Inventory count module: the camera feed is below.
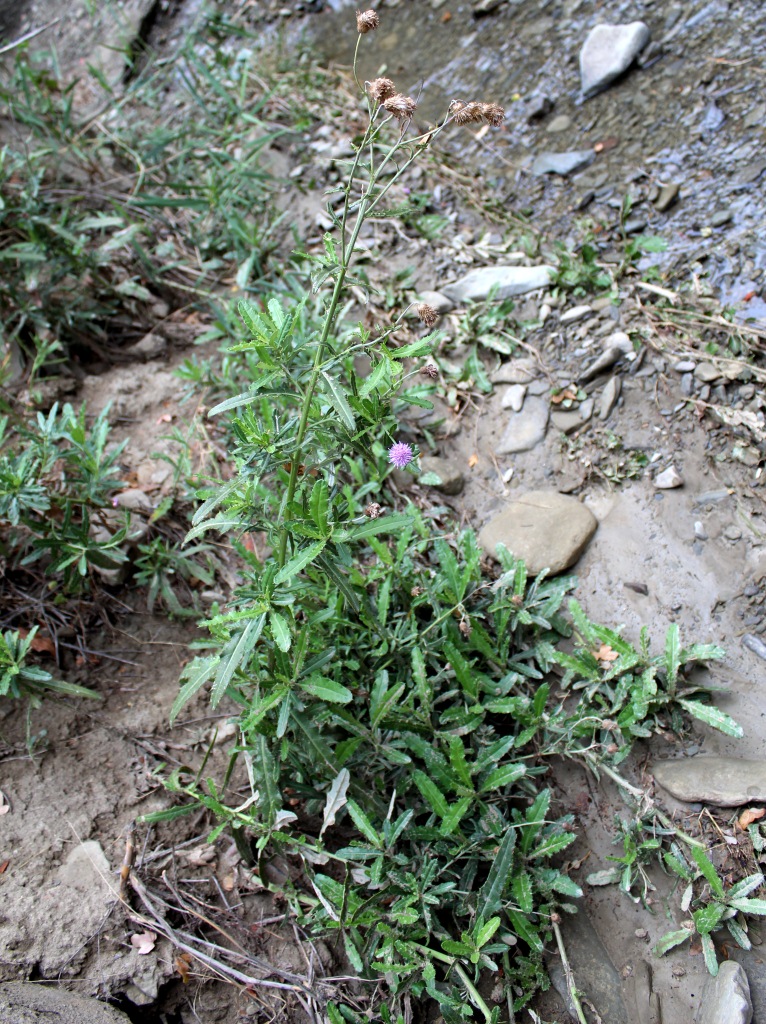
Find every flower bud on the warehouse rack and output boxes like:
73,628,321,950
416,303,439,328
368,77,396,103
356,9,379,33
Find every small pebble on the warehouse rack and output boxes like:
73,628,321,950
724,525,742,541
674,360,696,373
694,521,708,540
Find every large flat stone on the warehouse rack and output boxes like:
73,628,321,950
696,961,753,1024
495,397,549,454
441,265,555,303
0,983,130,1024
652,758,766,806
580,22,651,96
479,491,598,575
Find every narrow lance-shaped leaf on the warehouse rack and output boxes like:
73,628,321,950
477,827,516,918
274,539,327,585
321,371,355,431
210,614,265,708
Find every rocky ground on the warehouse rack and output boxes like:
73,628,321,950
1,0,765,1022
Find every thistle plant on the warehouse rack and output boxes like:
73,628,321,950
160,10,740,1020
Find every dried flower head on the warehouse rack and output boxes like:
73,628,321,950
421,363,439,379
388,441,414,469
365,502,382,519
410,585,424,597
383,93,417,121
356,9,379,33
450,101,484,125
416,302,439,328
459,618,472,638
368,77,396,103
480,102,505,127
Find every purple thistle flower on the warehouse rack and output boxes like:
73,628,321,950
388,441,414,469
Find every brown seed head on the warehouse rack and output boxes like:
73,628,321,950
383,93,417,121
480,102,505,127
356,9,379,33
368,77,396,103
459,618,472,638
416,302,439,328
451,101,484,125
421,363,439,379
365,502,382,519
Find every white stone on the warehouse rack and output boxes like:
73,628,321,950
580,22,651,96
441,265,555,303
696,961,752,1024
501,384,527,412
654,465,683,489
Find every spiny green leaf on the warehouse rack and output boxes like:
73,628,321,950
269,610,292,652
678,699,743,738
653,929,691,957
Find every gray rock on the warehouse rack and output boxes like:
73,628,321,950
599,376,621,419
418,455,465,496
579,397,595,422
654,182,681,212
478,491,597,575
525,93,554,122
701,102,726,132
674,360,696,373
0,983,131,1024
546,114,572,133
743,634,766,662
442,266,555,303
492,358,538,385
131,332,168,361
551,409,587,434
495,397,549,454
560,304,592,323
531,150,595,176
694,362,721,383
579,346,624,382
652,758,766,806
681,372,694,396
417,289,454,314
501,384,527,412
547,906,629,1022
654,465,683,489
579,22,651,96
711,209,733,228
605,330,634,356
696,961,752,1024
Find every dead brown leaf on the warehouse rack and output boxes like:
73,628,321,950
593,643,619,663
551,389,577,405
738,807,765,830
175,952,193,983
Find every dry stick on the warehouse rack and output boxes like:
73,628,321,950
128,874,314,995
551,916,589,1024
119,822,136,901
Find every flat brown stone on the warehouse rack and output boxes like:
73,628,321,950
478,491,597,575
652,757,766,807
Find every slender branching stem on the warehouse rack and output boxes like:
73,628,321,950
551,917,589,1024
